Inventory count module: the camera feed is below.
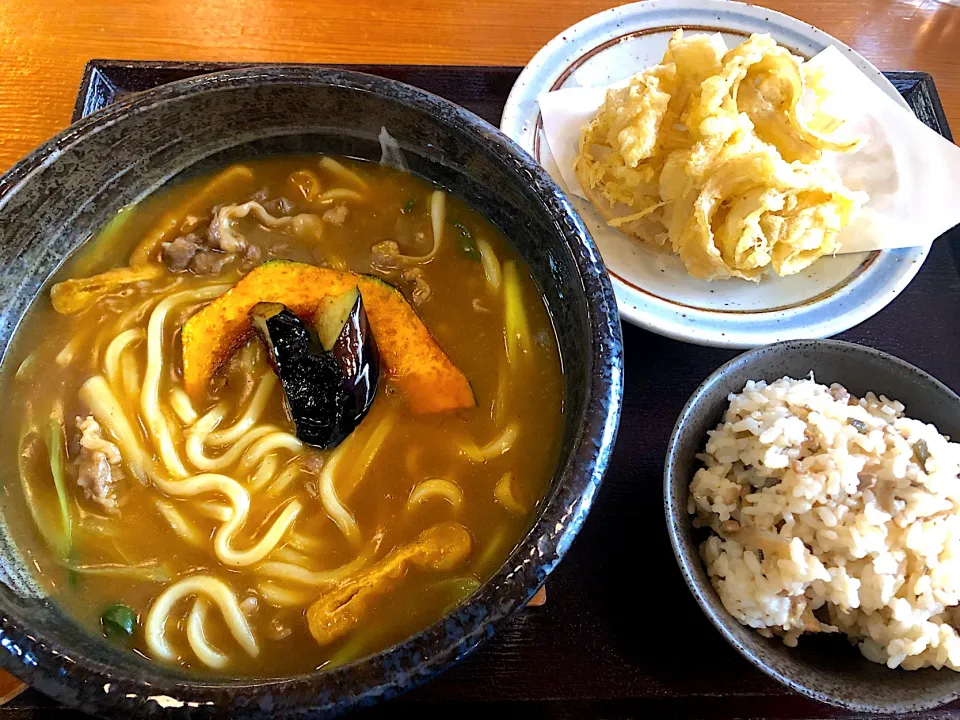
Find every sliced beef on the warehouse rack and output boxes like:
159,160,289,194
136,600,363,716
322,205,349,227
242,244,263,268
303,453,324,474
161,233,203,272
75,415,123,512
189,250,233,275
401,267,431,306
163,195,308,276
371,240,401,271
206,212,242,253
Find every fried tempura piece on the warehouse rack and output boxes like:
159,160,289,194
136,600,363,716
574,30,865,281
306,521,472,646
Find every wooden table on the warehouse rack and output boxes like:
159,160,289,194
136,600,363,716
1,1,959,718
0,0,958,174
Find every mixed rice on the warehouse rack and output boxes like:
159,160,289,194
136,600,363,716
688,376,960,670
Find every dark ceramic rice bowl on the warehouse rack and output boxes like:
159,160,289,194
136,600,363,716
0,67,623,717
664,339,960,714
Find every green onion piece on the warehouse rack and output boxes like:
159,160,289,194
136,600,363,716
18,427,69,558
46,418,72,557
101,603,137,638
99,204,135,242
453,222,479,260
15,349,38,382
401,198,415,213
60,560,171,583
914,439,930,466
70,204,137,278
502,261,533,364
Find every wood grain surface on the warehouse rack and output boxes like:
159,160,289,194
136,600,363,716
0,0,958,173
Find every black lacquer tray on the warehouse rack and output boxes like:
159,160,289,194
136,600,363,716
9,60,958,720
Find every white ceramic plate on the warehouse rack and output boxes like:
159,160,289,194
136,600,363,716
501,0,930,348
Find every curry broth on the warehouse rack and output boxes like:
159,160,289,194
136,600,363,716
1,157,564,676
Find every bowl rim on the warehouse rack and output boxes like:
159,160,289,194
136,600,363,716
0,65,624,716
663,338,960,713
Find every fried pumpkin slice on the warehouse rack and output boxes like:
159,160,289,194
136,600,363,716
306,522,473,646
181,260,475,414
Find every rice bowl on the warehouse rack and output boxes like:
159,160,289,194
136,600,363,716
689,375,960,671
665,339,960,713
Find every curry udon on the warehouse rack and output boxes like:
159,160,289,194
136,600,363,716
2,155,564,675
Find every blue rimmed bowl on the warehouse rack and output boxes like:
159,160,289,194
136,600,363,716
0,67,624,717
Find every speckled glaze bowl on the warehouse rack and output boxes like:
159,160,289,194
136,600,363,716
0,67,623,717
664,339,960,714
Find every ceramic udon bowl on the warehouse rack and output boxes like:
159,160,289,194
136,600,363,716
664,339,960,713
0,67,624,717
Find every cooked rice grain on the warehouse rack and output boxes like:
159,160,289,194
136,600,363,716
689,376,960,670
